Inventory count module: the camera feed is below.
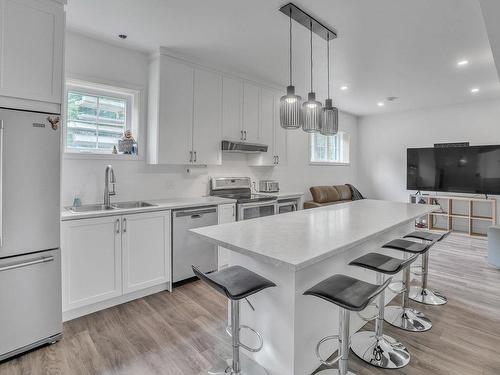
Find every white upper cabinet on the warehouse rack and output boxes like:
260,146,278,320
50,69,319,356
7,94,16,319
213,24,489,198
222,76,243,141
148,49,284,166
273,90,288,166
248,89,288,167
242,82,260,143
0,0,65,110
147,52,222,165
149,55,194,164
193,68,222,165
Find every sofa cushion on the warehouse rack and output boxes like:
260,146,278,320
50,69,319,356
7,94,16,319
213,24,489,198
335,185,352,201
310,186,341,204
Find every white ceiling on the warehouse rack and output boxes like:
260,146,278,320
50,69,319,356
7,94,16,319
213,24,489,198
66,0,500,116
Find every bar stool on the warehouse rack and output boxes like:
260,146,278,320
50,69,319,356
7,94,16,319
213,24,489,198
303,274,391,375
192,265,276,375
381,239,433,332
348,252,418,368
403,231,450,305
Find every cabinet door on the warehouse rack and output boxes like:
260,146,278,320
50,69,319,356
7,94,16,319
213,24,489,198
248,87,275,166
273,90,288,165
222,76,243,141
122,211,171,294
0,0,64,104
193,68,222,165
157,56,194,164
62,216,122,311
242,82,260,143
217,204,236,270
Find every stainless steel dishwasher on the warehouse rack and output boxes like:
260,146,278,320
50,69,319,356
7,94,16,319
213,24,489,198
172,206,218,283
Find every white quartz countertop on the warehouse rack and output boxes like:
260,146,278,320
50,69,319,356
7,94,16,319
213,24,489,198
61,196,236,221
190,199,436,270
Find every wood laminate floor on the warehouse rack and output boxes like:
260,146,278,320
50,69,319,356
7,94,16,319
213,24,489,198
1,234,499,374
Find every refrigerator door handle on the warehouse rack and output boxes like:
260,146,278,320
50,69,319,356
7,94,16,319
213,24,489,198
0,120,3,247
0,256,54,273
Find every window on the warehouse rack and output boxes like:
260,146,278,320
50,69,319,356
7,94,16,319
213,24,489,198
65,80,139,155
309,132,350,165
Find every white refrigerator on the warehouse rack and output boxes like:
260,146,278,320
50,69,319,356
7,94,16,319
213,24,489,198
0,108,62,361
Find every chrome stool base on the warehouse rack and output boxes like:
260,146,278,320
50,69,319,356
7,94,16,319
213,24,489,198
409,286,447,305
208,356,269,375
315,370,356,375
350,331,410,369
384,306,432,332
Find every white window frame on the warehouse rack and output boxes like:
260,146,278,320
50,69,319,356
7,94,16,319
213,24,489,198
309,132,350,166
64,78,141,159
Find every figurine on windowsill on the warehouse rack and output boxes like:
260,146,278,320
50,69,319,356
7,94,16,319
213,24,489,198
118,130,137,155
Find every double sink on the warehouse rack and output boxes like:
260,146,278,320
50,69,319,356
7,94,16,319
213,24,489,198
69,201,156,212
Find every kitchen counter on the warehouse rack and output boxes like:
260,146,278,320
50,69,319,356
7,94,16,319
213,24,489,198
60,196,236,221
190,199,436,374
191,199,434,270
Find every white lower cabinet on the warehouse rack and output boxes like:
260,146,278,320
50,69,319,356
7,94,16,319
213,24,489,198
62,216,122,311
62,210,171,319
122,211,171,294
217,203,236,269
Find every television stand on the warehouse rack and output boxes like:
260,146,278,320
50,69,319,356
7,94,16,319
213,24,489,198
410,193,496,238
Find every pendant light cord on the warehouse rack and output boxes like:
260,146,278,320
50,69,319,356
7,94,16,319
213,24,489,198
327,35,330,99
289,8,293,86
310,21,313,92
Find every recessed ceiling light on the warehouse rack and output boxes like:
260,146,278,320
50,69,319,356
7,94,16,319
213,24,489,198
377,102,385,107
457,60,469,66
340,85,349,91
470,88,479,94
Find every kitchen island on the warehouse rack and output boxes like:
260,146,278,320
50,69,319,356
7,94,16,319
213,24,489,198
190,199,436,375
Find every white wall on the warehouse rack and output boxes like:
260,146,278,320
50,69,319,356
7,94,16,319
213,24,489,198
62,32,359,206
358,99,500,219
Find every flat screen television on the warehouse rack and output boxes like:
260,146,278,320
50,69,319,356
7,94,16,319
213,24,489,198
407,145,500,194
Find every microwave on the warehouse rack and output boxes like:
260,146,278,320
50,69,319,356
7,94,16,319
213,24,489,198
259,180,279,193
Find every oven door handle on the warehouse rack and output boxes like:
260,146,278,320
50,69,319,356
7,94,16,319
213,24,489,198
238,200,278,209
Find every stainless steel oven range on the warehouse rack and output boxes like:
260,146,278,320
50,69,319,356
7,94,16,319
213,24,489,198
210,177,277,221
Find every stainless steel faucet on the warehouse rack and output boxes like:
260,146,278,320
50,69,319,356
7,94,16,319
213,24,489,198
104,165,116,206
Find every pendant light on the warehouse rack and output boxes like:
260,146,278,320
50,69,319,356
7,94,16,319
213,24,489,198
302,20,322,133
320,34,339,135
280,7,302,129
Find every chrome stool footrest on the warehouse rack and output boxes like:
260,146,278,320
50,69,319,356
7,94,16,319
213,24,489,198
388,280,406,294
225,324,264,353
356,302,379,322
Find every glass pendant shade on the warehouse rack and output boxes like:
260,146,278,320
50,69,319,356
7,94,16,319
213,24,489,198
320,98,339,135
301,92,322,133
280,85,302,129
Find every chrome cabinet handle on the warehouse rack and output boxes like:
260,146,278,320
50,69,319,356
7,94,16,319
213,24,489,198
0,120,3,247
189,151,193,163
240,130,244,141
232,205,235,218
115,219,120,234
244,130,247,140
122,218,127,233
277,155,280,164
0,256,54,272
194,151,197,163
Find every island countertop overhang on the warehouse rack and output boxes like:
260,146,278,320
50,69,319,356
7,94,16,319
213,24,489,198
190,199,436,271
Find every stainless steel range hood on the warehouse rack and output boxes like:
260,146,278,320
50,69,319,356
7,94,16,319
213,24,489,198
221,140,268,153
